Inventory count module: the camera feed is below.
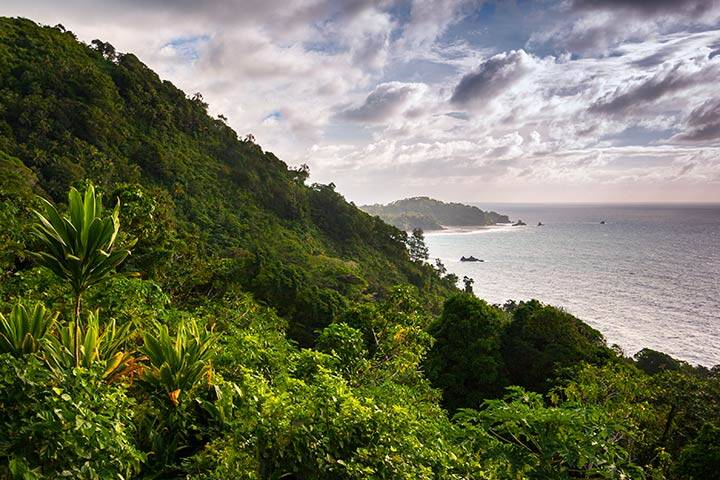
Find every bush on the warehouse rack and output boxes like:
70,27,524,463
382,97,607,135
316,323,368,375
0,354,144,478
456,386,645,479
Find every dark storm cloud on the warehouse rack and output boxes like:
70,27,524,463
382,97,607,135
589,62,718,116
675,99,720,141
450,50,533,108
572,0,720,16
340,82,424,123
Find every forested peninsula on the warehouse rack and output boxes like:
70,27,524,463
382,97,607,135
361,197,510,231
0,18,718,479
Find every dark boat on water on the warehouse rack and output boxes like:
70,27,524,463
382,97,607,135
460,256,483,262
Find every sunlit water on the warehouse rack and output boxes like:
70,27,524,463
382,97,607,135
424,204,720,367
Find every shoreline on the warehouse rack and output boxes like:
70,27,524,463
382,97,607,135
423,223,518,236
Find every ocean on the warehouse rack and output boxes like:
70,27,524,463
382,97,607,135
424,204,720,367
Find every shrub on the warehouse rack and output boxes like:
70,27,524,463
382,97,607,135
0,354,144,478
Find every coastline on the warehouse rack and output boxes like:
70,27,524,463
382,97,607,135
424,204,720,367
423,223,518,236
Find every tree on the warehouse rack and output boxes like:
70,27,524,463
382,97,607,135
407,228,429,262
434,258,447,276
634,348,688,375
290,163,310,183
30,184,131,366
316,322,368,375
90,39,117,61
462,276,474,294
501,300,613,392
142,320,216,406
445,273,459,286
425,294,508,410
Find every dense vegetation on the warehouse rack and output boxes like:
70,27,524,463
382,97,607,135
0,18,718,479
361,197,510,231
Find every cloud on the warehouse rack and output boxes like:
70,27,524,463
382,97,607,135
571,0,720,17
400,0,476,50
630,45,682,68
674,98,720,141
589,61,719,116
198,30,318,80
676,162,696,176
534,0,720,55
450,50,536,109
339,82,428,123
122,0,380,35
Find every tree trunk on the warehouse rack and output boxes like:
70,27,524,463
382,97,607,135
74,293,81,368
660,403,677,447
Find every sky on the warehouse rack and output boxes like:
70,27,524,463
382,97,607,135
2,0,720,204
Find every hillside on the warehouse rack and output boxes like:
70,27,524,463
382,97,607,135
0,18,453,344
361,196,510,231
0,18,718,480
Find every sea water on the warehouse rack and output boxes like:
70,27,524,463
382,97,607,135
424,204,720,367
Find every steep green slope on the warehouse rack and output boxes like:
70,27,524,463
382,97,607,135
0,18,451,344
361,196,510,231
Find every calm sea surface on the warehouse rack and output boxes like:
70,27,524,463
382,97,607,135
424,204,720,367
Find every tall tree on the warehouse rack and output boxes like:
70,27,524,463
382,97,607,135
407,228,429,262
425,294,508,410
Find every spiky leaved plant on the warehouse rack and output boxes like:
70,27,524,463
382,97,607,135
142,320,216,406
30,184,131,367
0,303,58,356
44,310,141,381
